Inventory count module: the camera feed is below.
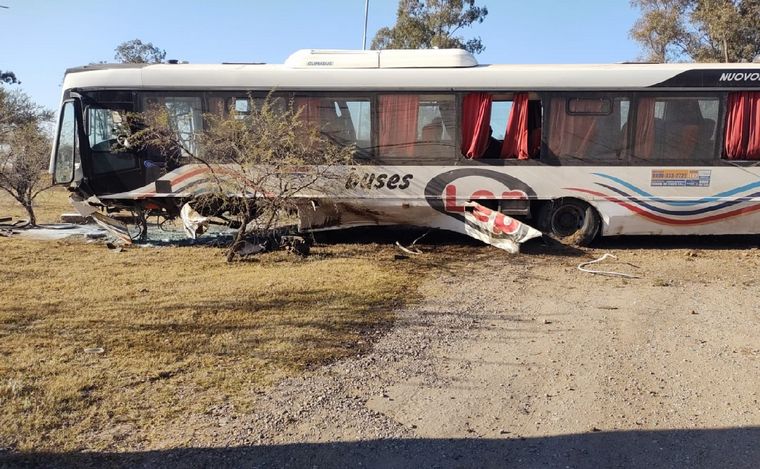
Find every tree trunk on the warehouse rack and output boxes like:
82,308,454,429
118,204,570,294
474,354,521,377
23,202,37,227
724,37,729,63
226,213,251,262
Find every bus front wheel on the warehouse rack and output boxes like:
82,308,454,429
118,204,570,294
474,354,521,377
537,198,600,246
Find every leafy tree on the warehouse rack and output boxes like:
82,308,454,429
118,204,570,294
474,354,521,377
0,89,53,226
1,70,19,85
114,39,166,64
630,0,760,62
371,0,488,54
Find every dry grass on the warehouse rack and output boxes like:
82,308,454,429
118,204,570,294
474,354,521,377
0,185,73,224
0,234,422,451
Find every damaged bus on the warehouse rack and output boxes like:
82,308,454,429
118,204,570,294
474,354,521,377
50,48,760,246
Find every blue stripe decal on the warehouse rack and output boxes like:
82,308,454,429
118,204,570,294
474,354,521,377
592,173,760,206
596,183,760,216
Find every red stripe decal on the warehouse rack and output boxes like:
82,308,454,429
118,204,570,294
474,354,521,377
168,166,212,186
566,188,760,225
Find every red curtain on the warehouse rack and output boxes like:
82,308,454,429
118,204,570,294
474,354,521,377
461,92,492,159
632,97,655,160
295,97,322,130
379,95,420,157
547,98,598,157
501,93,529,159
724,92,760,160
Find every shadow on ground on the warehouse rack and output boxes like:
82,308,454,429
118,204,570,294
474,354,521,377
4,427,758,468
315,226,760,255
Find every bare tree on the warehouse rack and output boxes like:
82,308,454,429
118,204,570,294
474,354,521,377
0,88,54,226
0,122,52,226
125,94,355,260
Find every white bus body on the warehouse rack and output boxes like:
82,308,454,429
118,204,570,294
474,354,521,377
50,49,760,243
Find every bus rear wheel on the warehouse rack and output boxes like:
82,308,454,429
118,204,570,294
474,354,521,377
538,198,600,246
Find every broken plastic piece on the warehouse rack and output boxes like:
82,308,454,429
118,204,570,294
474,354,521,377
180,202,210,239
463,202,542,253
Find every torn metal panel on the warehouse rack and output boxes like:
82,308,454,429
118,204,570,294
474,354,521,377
180,202,210,239
463,202,542,254
297,199,444,231
91,212,133,244
69,194,99,217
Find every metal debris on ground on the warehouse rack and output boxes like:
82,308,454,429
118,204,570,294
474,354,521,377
281,235,310,257
234,240,267,257
577,253,641,279
105,242,124,252
91,212,133,244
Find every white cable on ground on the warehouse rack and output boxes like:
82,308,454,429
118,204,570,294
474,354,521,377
395,230,430,255
578,253,640,279
395,241,422,255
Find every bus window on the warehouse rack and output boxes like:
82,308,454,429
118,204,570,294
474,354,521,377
88,107,119,151
234,98,250,115
378,94,455,162
345,100,371,149
86,106,138,174
489,101,512,141
547,94,630,162
53,101,77,184
295,96,373,157
142,95,203,156
630,96,719,162
462,92,541,160
724,92,760,160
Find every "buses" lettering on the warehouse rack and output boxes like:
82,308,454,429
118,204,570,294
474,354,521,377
346,172,414,190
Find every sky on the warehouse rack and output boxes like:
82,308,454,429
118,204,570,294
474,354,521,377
0,0,641,112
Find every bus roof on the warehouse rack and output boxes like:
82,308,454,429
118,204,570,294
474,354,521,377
62,49,760,92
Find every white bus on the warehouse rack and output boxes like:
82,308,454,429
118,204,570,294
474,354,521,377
50,48,760,244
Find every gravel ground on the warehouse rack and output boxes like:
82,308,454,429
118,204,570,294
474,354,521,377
4,237,760,468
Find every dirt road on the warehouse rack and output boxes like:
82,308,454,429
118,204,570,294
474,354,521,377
6,238,760,468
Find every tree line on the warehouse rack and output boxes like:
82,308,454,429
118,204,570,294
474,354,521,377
630,0,760,62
